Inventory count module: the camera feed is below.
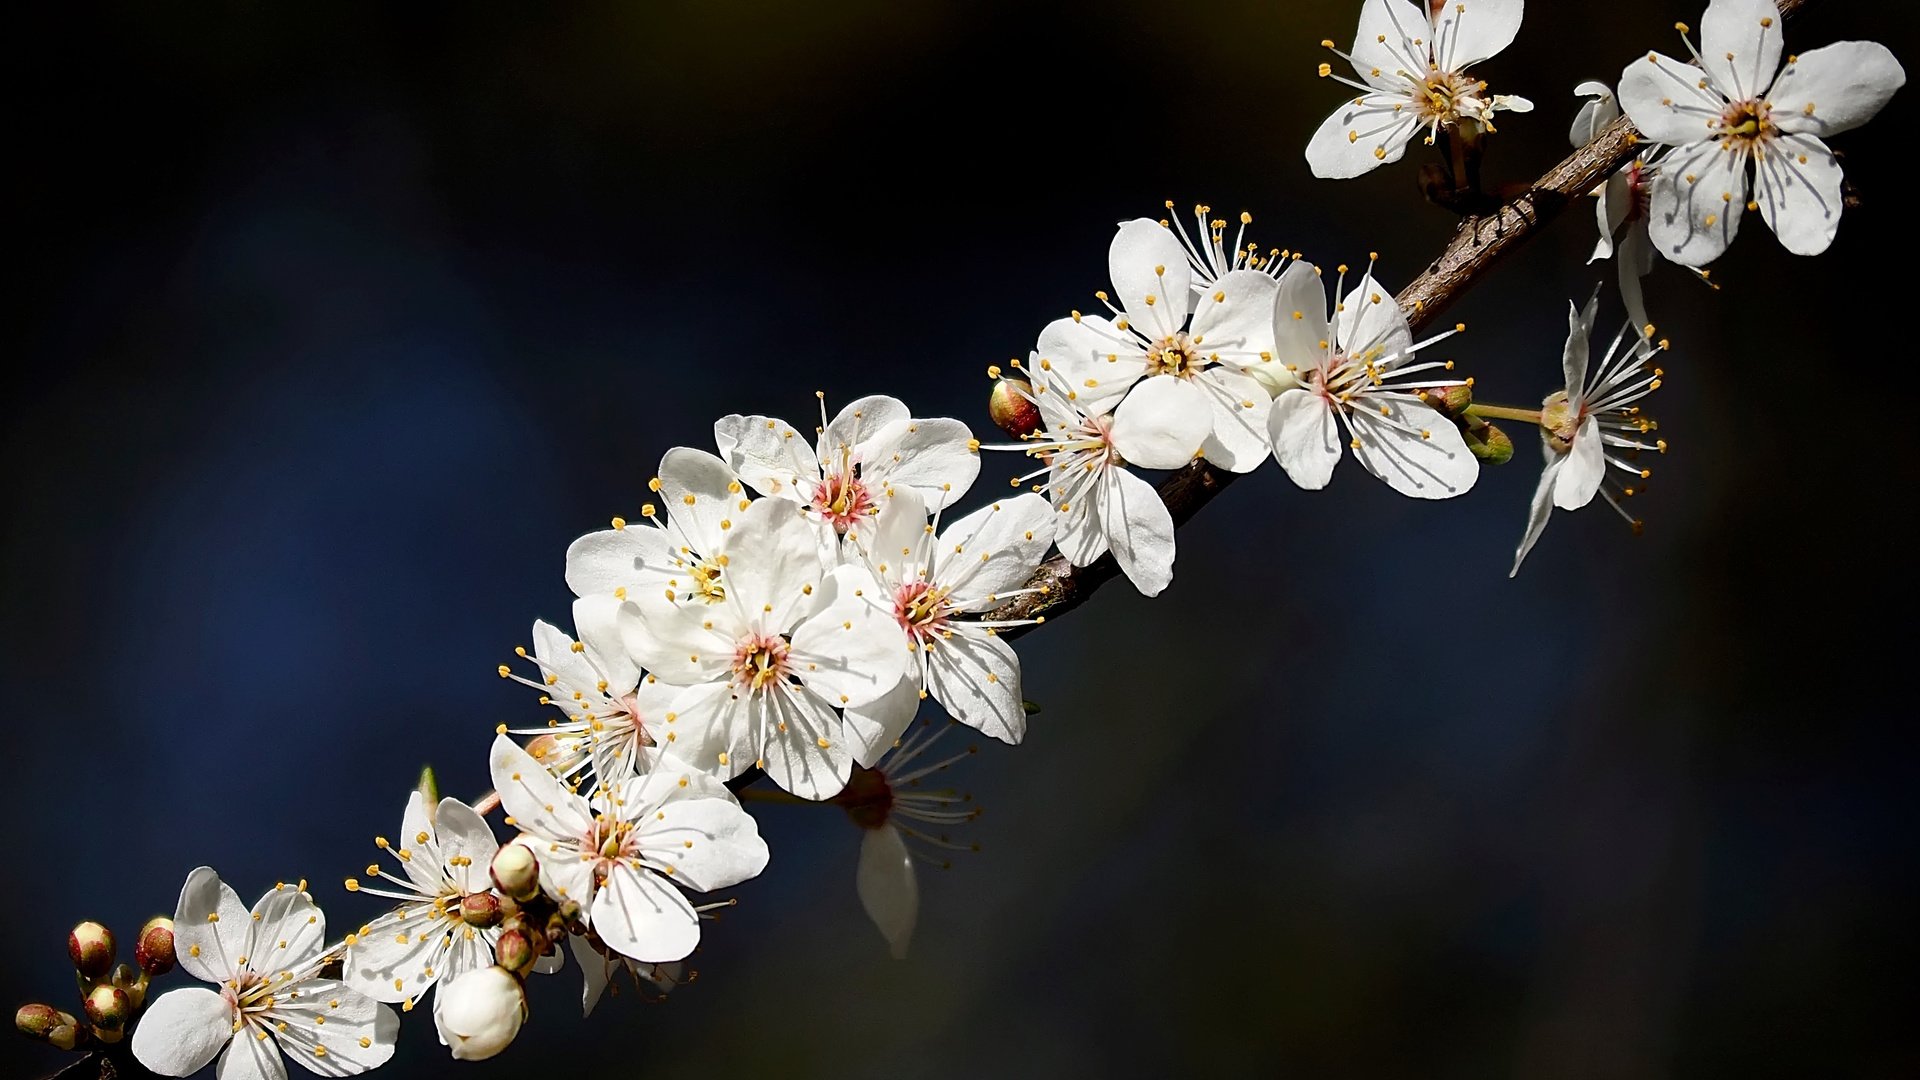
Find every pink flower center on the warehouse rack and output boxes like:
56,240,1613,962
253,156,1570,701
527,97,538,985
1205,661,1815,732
584,817,639,884
893,581,951,644
1625,162,1652,224
1144,333,1201,378
731,631,792,692
1716,98,1774,153
811,465,874,534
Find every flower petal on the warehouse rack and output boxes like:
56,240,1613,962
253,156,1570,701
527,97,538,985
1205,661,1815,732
488,734,593,842
175,866,250,983
856,826,919,961
656,681,757,779
1305,94,1420,179
1770,41,1906,137
1699,0,1783,102
1352,0,1431,87
344,906,446,1003
1754,132,1845,256
843,676,922,768
1098,465,1176,597
789,565,911,709
758,687,853,800
725,414,820,502
396,791,446,895
719,496,830,632
1036,314,1145,414
1570,81,1619,147
622,590,737,688
592,865,701,963
1262,259,1326,393
434,798,499,896
244,885,327,976
1333,266,1411,361
657,446,745,557
1109,375,1211,470
639,793,770,892
1563,292,1598,402
1349,398,1479,500
1647,139,1748,266
822,395,910,464
569,935,614,1017
1267,390,1341,491
131,988,233,1078
1554,415,1605,510
1189,269,1279,367
924,628,1027,744
859,417,981,510
1511,454,1564,578
1433,0,1523,70
267,978,398,1074
937,491,1055,604
216,1028,287,1080
1195,368,1273,473
564,526,674,600
1617,51,1722,147
571,595,642,695
1108,218,1190,340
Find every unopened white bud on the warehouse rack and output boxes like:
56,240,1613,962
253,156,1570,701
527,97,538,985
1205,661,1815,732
433,966,525,1061
490,843,540,901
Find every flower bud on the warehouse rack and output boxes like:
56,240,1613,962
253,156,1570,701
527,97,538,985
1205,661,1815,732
135,917,177,976
1464,420,1514,465
490,844,541,902
988,377,1041,439
48,1019,83,1051
110,963,148,1011
83,985,132,1036
460,892,503,929
1421,383,1473,418
16,1003,62,1040
68,921,115,979
493,928,537,975
433,966,526,1061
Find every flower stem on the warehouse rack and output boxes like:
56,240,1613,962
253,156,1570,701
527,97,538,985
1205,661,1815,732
1464,403,1543,425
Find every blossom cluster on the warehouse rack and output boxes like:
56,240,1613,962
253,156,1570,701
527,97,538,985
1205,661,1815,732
68,1,1900,1076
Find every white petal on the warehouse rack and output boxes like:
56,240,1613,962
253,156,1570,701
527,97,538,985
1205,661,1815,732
570,935,613,1017
854,486,927,589
243,884,327,976
1617,226,1654,339
789,565,911,709
859,417,980,510
823,395,910,462
132,988,233,1077
434,798,498,896
843,676,922,768
725,414,820,502
1590,168,1631,263
856,826,919,960
1647,140,1748,266
640,795,770,892
712,413,748,460
656,446,744,556
1036,314,1145,414
1306,94,1420,179
1754,133,1845,256
1352,0,1431,86
1189,269,1279,365
1511,455,1564,577
1099,466,1176,597
1617,51,1722,146
564,527,673,600
1349,399,1479,500
592,865,701,963
572,595,642,694
656,681,757,779
1554,415,1605,510
535,843,598,912
1433,0,1522,70
936,492,1056,603
1699,0,1783,102
623,589,737,688
1195,368,1273,473
1333,267,1411,360
270,979,399,1074
216,1030,287,1080
1770,41,1906,137
394,790,446,895
488,735,593,842
719,496,831,632
758,687,853,800
1563,293,1598,402
1108,218,1189,340
175,866,250,983
924,628,1027,744
1051,481,1109,568
344,907,446,1003
530,618,602,696
1570,81,1620,147
1109,375,1211,469
1267,390,1341,491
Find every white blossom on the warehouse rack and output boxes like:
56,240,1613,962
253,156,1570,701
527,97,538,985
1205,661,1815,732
341,793,502,1005
488,735,769,962
1617,0,1905,263
1511,291,1669,576
1307,0,1533,179
987,354,1177,597
566,446,753,608
721,394,981,555
626,496,913,798
431,966,524,1061
131,868,397,1080
1264,259,1479,499
844,488,1053,756
1036,219,1277,473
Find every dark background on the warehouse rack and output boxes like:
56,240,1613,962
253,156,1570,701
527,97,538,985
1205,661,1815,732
8,2,1914,1077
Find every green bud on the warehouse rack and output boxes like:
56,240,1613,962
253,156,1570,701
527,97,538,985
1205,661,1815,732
68,921,115,980
1425,383,1473,417
1464,421,1515,464
1021,699,1042,716
417,765,441,807
110,963,148,1011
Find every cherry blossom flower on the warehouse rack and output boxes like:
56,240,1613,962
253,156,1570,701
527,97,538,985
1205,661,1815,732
626,496,913,798
1265,258,1479,498
1511,291,1669,576
722,394,981,554
835,721,982,960
987,354,1177,597
341,794,503,1005
1307,0,1534,179
1036,218,1277,473
496,601,683,787
432,966,522,1061
565,446,752,608
1617,0,1905,263
843,488,1054,755
487,736,769,962
130,868,397,1079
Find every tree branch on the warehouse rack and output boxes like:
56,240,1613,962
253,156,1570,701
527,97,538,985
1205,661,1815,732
986,0,1808,639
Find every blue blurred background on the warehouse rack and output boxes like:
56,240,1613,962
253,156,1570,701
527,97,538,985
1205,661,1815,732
8,2,1915,1077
